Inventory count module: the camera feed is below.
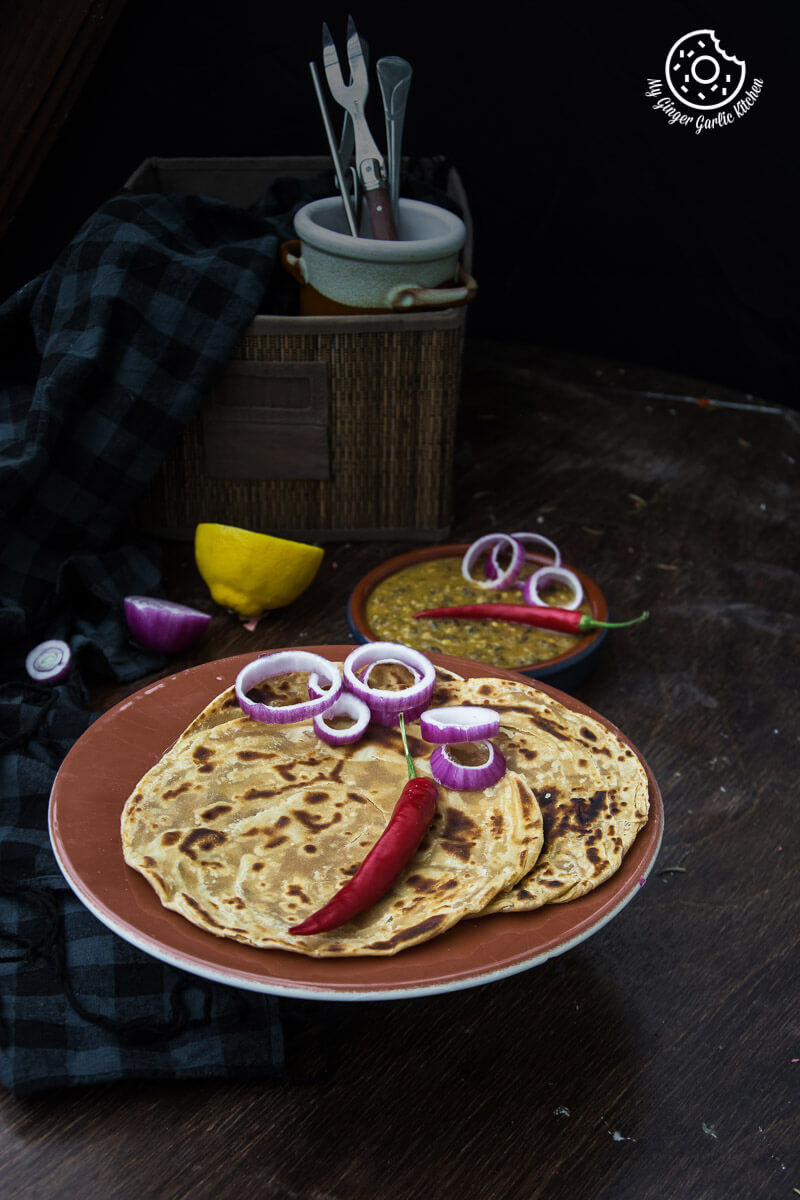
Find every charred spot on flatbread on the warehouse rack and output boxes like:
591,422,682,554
439,806,480,862
201,804,233,822
163,782,194,800
192,745,216,773
366,914,447,951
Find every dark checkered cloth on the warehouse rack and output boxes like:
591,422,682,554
0,188,342,1097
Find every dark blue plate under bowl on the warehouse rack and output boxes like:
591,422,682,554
346,544,609,692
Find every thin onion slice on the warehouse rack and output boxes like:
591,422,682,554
356,657,427,726
309,658,424,726
124,595,210,654
308,671,339,700
502,531,562,568
360,658,421,688
236,650,342,724
367,698,430,727
25,639,71,683
523,565,583,610
430,742,507,791
420,705,500,744
313,691,371,746
462,533,525,590
343,642,435,717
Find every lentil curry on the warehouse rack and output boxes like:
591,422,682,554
365,557,593,668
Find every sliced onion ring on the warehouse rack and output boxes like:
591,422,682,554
124,595,210,654
308,671,339,700
523,565,583,610
420,705,500,744
25,639,71,683
494,531,562,571
236,651,342,724
343,642,435,716
367,698,430,727
430,742,507,791
313,691,371,746
462,533,524,590
361,658,421,687
357,658,427,726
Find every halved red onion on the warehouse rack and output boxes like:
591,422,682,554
420,705,500,743
523,566,583,610
343,642,435,717
236,650,342,724
25,639,72,683
430,742,507,791
313,691,371,746
462,534,524,590
124,595,210,654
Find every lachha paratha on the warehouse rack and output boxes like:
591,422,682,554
121,668,544,957
432,675,650,912
121,660,649,955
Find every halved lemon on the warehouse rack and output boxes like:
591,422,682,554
194,523,324,619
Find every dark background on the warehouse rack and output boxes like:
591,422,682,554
2,1,797,407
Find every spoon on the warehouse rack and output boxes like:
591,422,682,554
376,57,412,224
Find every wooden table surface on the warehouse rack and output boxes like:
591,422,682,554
1,341,797,1200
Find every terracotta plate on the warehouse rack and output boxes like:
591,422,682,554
347,544,610,689
49,646,663,1001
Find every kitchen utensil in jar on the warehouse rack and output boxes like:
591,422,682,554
308,61,359,237
338,35,370,231
376,56,412,221
322,16,398,240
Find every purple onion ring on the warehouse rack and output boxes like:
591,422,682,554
430,742,507,791
343,642,435,717
236,650,342,724
313,691,372,746
462,534,525,590
495,531,561,570
419,705,500,744
523,566,583,610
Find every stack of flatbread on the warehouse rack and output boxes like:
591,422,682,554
121,664,650,957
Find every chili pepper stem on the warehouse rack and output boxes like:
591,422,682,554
397,711,417,780
580,610,649,631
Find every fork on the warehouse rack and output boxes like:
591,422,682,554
322,16,399,240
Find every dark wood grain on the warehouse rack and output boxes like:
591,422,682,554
1,342,797,1200
0,0,129,239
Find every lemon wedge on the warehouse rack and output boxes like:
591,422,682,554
194,523,324,619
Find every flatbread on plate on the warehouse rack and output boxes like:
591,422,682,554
121,667,543,957
432,676,650,912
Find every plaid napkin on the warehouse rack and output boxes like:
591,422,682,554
0,188,339,1097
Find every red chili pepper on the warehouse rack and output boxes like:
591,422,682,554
413,604,649,635
289,714,438,936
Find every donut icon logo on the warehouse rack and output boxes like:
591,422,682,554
665,30,746,111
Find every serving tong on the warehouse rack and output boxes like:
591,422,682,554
311,16,409,240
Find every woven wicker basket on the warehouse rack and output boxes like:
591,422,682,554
128,157,471,541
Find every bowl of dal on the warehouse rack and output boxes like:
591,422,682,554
347,544,609,689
